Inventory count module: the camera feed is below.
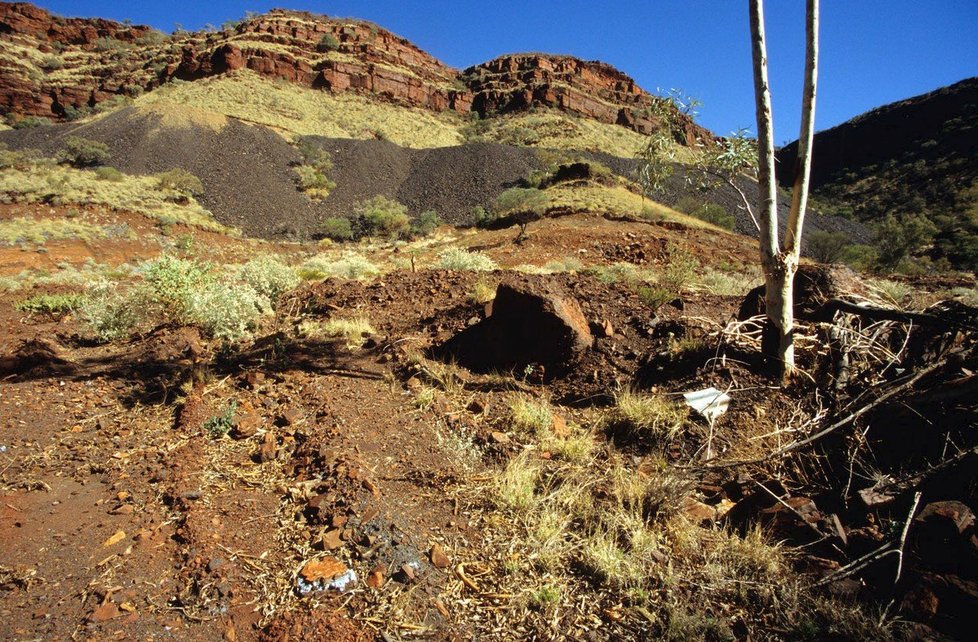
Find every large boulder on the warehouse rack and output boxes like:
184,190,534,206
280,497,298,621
434,275,592,376
737,263,867,321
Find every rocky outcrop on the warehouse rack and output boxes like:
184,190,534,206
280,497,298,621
0,2,711,144
434,276,593,376
462,54,713,145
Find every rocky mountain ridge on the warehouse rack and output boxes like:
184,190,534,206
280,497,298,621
0,2,710,144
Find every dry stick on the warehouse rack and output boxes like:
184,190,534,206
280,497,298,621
861,444,978,502
893,491,923,586
813,540,896,588
755,481,827,540
684,354,952,471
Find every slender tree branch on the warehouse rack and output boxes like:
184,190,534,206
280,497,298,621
784,0,819,256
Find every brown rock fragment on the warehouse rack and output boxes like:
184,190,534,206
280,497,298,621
430,543,451,569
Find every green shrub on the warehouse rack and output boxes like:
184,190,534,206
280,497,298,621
237,255,299,302
93,36,128,52
805,230,848,264
0,144,39,170
187,282,271,341
638,285,675,311
492,187,548,216
140,254,213,319
316,33,341,52
321,217,353,241
411,210,441,237
875,213,937,271
437,248,497,271
15,293,87,316
156,168,204,195
293,164,335,196
10,116,51,129
675,198,734,230
292,139,336,198
355,195,411,240
838,244,879,271
296,138,333,169
40,55,64,71
58,136,110,167
471,205,490,227
80,280,139,342
95,166,125,182
135,30,168,46
203,401,238,438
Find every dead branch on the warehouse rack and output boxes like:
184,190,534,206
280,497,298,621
689,351,958,471
811,298,977,331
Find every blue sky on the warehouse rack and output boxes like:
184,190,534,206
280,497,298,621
38,1,978,143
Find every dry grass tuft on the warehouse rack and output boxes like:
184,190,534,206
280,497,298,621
608,388,687,445
302,316,375,350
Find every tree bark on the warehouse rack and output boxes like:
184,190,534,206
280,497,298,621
748,0,793,374
785,0,819,256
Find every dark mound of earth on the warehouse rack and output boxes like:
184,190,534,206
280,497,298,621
0,107,870,246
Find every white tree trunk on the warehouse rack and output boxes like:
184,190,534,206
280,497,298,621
748,0,820,378
786,0,820,256
748,0,794,373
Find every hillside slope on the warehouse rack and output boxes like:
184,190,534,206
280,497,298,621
0,2,711,154
777,77,978,270
0,103,868,243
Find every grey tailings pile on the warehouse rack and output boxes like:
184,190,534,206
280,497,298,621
0,107,869,245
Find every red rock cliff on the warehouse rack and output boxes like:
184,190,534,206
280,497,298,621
0,2,712,145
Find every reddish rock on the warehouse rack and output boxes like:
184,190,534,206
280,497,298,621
258,432,277,463
89,602,120,623
436,275,593,375
320,528,344,550
429,543,451,569
299,557,347,583
366,567,384,589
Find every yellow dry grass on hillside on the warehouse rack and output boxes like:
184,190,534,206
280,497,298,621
136,70,465,148
546,183,726,230
0,163,232,233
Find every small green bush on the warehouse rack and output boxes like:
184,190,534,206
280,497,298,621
316,33,341,52
806,230,848,264
355,195,411,240
237,255,299,302
293,164,336,196
62,105,90,121
10,116,51,129
203,401,238,438
299,252,380,280
838,244,879,271
875,213,937,271
188,282,271,341
15,293,87,316
411,210,441,237
156,168,204,196
140,254,213,319
321,217,353,241
135,30,168,46
58,136,110,167
492,187,548,216
81,280,139,342
437,248,497,271
676,198,735,230
95,166,125,182
293,139,335,198
40,55,64,71
93,36,128,53
0,144,39,170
